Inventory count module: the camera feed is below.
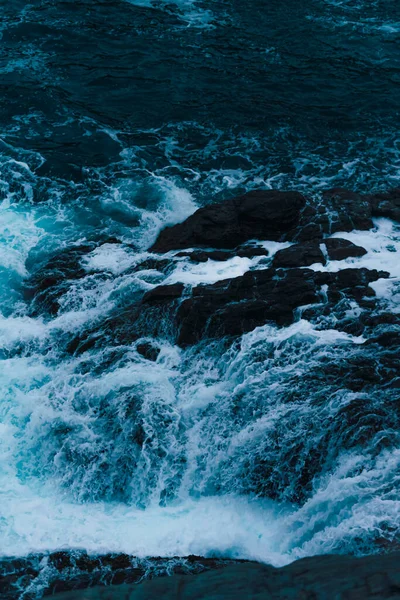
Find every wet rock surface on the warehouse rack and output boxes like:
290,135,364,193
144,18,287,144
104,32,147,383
272,242,326,268
4,551,400,600
125,553,400,600
369,189,400,222
175,245,269,263
139,188,396,347
176,268,321,345
136,341,161,361
139,267,389,347
22,188,395,358
149,190,307,252
0,552,241,600
150,187,400,252
25,244,95,316
324,238,367,261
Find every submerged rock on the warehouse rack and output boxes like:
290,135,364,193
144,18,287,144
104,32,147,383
136,341,160,361
149,190,307,252
25,244,94,316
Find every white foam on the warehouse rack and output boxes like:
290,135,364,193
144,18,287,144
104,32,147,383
136,178,198,250
0,313,394,563
83,244,138,275
0,202,44,277
2,447,399,564
0,314,48,346
0,483,288,565
165,256,254,286
310,219,400,309
163,241,291,286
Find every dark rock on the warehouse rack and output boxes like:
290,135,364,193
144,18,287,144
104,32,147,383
294,222,324,243
369,188,400,222
45,552,400,600
320,188,374,233
236,245,269,258
49,551,73,571
272,243,325,268
364,313,400,328
142,283,184,305
75,555,101,573
136,341,160,361
101,554,132,570
25,244,94,316
325,238,367,261
149,187,400,257
137,266,390,347
366,331,400,348
177,268,320,346
176,250,235,262
149,190,307,253
176,246,269,263
315,268,389,290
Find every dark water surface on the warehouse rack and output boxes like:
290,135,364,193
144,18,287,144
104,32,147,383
1,0,400,597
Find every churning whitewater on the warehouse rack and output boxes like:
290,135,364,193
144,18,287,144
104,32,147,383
1,189,400,567
1,0,400,597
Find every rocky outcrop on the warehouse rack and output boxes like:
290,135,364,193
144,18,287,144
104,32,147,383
142,283,184,305
319,188,375,233
138,188,398,347
149,190,307,252
140,267,388,347
0,551,238,600
315,268,389,303
4,550,400,600
24,188,397,355
128,552,400,600
324,238,367,261
150,187,400,254
25,244,95,316
272,243,326,268
176,268,320,345
369,188,400,222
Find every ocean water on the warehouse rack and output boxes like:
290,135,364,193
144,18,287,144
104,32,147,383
1,0,400,596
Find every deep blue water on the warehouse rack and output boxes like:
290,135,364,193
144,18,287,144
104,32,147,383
1,0,400,596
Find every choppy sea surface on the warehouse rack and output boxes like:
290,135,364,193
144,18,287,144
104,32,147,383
1,0,400,595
